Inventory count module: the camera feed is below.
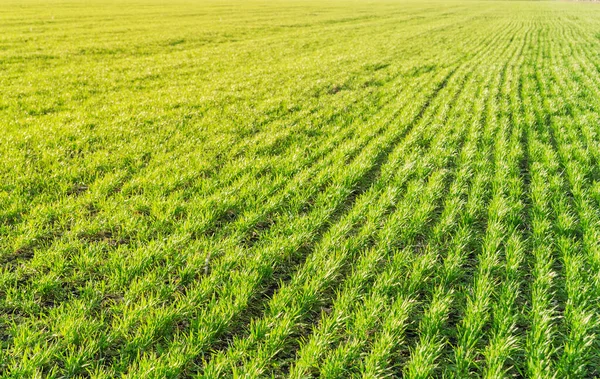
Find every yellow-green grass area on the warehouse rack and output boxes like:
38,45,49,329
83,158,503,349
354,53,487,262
3,0,600,377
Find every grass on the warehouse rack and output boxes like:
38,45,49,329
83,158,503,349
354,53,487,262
2,0,600,377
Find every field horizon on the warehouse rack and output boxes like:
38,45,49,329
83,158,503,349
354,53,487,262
2,0,600,377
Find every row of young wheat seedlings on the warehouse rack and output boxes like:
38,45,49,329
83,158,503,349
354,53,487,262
403,153,489,379
201,23,519,377
480,24,532,378
517,24,564,377
548,125,596,378
555,16,600,272
562,19,600,232
453,80,518,378
532,25,600,376
526,23,579,376
407,56,500,379
117,64,467,377
560,35,600,374
446,20,532,378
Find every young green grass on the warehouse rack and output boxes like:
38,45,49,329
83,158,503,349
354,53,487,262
3,0,600,377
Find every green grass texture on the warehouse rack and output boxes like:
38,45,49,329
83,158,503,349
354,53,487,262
2,0,600,377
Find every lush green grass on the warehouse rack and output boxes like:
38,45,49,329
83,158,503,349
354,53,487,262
3,0,600,377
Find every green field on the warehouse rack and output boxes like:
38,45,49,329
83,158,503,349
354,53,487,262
3,0,600,377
